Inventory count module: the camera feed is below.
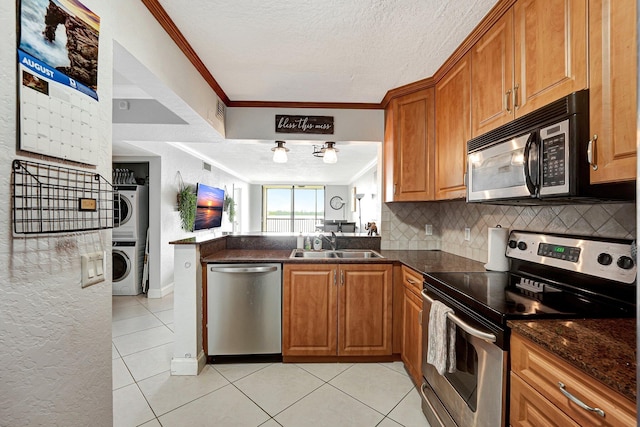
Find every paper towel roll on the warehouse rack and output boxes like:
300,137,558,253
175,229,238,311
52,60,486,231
484,227,510,271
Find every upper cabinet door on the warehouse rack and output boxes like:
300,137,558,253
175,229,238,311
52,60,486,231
394,88,435,201
436,54,471,200
589,0,637,184
471,11,514,137
513,0,588,116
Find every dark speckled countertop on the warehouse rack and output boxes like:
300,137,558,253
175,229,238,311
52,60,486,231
508,318,636,402
201,248,485,272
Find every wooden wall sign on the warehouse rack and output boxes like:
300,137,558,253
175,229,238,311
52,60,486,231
275,115,334,134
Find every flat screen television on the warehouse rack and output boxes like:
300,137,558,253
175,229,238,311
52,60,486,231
193,183,224,231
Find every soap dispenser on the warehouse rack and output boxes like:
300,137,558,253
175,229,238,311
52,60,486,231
304,236,311,250
313,235,322,250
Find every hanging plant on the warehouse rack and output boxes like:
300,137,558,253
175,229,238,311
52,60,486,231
223,193,235,223
176,173,197,231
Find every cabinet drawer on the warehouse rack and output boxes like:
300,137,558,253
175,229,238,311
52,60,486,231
401,265,422,294
511,373,580,427
511,333,636,427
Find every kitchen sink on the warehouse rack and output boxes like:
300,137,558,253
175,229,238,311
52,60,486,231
289,249,384,259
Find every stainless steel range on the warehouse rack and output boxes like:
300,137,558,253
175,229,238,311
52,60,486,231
420,231,636,427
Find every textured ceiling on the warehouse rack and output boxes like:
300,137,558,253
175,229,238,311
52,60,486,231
157,0,498,103
114,1,499,183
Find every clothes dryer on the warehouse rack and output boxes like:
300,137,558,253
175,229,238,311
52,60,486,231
113,185,148,242
112,241,142,295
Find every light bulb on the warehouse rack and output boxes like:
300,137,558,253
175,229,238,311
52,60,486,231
273,147,288,163
323,147,337,163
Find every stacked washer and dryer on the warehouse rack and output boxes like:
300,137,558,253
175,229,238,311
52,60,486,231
112,185,149,295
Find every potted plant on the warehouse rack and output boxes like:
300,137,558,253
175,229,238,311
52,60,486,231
223,193,235,223
177,183,197,231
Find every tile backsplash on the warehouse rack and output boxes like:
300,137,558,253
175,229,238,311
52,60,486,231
381,200,636,263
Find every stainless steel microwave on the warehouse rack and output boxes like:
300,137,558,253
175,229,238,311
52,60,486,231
466,90,634,203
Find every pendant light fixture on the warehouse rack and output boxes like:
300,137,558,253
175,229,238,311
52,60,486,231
322,141,338,164
312,142,339,163
271,140,289,163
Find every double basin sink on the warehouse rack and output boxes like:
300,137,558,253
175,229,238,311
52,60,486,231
290,249,384,259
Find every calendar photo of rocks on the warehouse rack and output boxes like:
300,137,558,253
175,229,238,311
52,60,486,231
19,0,100,91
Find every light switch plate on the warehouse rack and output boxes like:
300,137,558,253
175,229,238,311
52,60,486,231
464,227,471,241
81,251,105,288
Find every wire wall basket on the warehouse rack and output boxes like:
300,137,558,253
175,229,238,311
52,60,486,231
11,159,115,234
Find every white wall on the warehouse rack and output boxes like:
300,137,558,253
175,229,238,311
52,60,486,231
111,0,224,137
350,163,382,234
0,0,114,425
226,107,384,142
121,143,248,295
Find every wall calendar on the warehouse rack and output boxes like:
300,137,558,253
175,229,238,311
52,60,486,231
17,0,101,165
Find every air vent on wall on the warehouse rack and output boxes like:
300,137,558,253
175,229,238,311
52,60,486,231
216,99,225,120
203,162,212,172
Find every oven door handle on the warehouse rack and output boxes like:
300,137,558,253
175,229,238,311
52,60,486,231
422,290,497,343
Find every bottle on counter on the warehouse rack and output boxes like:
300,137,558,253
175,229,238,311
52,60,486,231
304,236,311,250
297,232,304,249
313,235,322,250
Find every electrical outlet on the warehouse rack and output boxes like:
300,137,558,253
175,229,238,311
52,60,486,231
464,227,471,241
425,224,433,236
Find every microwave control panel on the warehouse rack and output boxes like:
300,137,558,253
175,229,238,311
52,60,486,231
539,119,570,195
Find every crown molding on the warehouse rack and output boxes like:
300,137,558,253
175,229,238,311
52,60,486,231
142,0,515,110
227,100,382,110
141,0,230,105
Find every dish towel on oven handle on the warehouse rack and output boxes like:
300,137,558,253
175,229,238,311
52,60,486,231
426,300,456,375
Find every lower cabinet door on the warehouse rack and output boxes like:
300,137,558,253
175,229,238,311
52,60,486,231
282,264,337,356
338,264,393,356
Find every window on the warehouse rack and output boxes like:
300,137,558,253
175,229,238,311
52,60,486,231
263,185,324,233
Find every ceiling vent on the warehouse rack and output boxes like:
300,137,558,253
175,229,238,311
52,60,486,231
203,161,212,172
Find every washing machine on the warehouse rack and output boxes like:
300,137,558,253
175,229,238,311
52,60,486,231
112,241,142,295
113,185,148,242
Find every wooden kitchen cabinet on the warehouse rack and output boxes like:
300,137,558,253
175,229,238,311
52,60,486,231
588,0,637,184
435,53,471,200
471,0,588,137
510,333,637,427
388,88,435,201
283,263,392,357
400,266,423,385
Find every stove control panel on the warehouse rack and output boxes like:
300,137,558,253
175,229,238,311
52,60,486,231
506,231,636,284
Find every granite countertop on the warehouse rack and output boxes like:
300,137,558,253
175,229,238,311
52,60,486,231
508,318,637,402
202,248,485,272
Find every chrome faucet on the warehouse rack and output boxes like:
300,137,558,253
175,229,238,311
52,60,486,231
321,232,337,250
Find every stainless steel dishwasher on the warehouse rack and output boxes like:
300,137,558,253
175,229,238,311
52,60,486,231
207,263,282,356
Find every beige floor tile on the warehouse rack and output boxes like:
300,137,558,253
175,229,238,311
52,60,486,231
112,343,120,359
275,384,384,427
296,362,353,381
379,361,410,377
112,357,135,390
113,384,155,427
387,388,431,427
213,362,273,383
112,303,151,322
154,308,173,324
112,313,163,338
122,342,173,381
139,294,174,313
138,365,229,416
139,419,162,427
113,325,174,356
259,420,282,427
234,363,324,416
158,384,270,427
329,363,414,415
377,417,405,427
